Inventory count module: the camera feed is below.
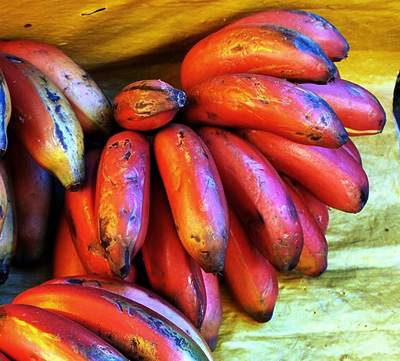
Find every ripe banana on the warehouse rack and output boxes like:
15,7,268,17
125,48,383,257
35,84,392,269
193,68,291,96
196,126,303,273
0,69,11,155
141,171,207,329
238,129,369,213
342,137,362,164
6,132,55,267
12,284,212,361
64,148,114,277
300,78,386,136
95,130,151,279
183,73,347,148
223,206,279,322
223,9,349,61
0,303,128,361
0,54,85,190
0,39,115,138
42,275,214,361
113,79,186,131
282,176,328,277
180,23,337,91
154,123,230,274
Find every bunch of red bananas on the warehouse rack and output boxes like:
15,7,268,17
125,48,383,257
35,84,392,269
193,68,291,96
0,9,385,361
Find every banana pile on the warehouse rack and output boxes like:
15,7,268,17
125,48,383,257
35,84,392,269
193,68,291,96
0,9,386,361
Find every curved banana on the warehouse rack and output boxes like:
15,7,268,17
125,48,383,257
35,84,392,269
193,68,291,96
238,129,369,213
113,79,186,131
0,54,85,190
180,23,337,91
183,73,347,148
0,69,11,155
154,123,230,274
0,39,115,138
0,303,128,361
12,284,211,361
197,126,303,273
223,9,349,61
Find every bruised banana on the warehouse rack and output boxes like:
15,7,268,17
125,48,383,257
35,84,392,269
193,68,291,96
238,129,369,213
180,23,337,91
0,39,115,138
300,77,386,136
223,9,349,62
281,175,328,277
0,69,11,155
95,130,151,279
0,54,85,190
13,284,212,361
223,206,279,323
197,126,303,273
0,303,128,361
113,79,186,132
154,123,230,274
64,148,114,277
183,73,347,148
43,275,214,361
141,171,207,330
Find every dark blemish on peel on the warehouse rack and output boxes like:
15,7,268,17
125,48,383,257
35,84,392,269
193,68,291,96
81,8,107,16
45,87,61,103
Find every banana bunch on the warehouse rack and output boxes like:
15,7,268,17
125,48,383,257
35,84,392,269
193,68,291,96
0,8,387,359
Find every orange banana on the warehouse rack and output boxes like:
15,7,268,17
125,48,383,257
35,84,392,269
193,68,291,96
282,176,328,277
141,171,207,329
183,73,347,148
154,123,230,274
223,9,349,61
0,54,85,190
223,206,279,322
0,39,115,138
95,130,151,279
113,79,186,131
42,275,214,361
13,284,211,361
0,69,11,155
64,148,114,277
6,132,55,267
238,129,369,213
0,303,128,361
300,78,386,136
180,23,337,91
197,126,303,273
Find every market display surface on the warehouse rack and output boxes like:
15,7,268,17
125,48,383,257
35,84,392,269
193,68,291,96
0,2,399,361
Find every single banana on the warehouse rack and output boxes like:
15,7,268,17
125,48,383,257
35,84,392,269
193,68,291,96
0,54,85,190
0,303,129,361
0,69,11,155
0,39,115,138
113,79,186,132
180,23,337,91
183,73,347,148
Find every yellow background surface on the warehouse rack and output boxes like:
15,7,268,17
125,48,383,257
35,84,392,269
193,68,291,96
0,1,399,360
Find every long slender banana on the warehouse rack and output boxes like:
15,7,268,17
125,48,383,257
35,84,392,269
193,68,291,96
196,126,303,273
0,303,128,361
0,54,85,190
154,123,230,274
0,69,11,155
95,130,151,279
238,129,369,213
300,78,386,136
180,23,337,91
183,73,347,148
223,9,349,61
113,79,186,131
0,39,115,138
12,284,211,361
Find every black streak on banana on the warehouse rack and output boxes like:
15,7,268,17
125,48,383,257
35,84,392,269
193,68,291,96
0,70,10,155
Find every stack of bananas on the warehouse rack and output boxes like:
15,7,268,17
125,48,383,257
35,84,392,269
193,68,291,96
0,9,386,361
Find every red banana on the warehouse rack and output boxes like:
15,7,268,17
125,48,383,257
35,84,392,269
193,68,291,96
342,137,362,165
0,351,10,361
238,129,369,213
154,123,230,274
196,126,303,273
183,73,347,148
95,130,151,279
180,23,337,91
